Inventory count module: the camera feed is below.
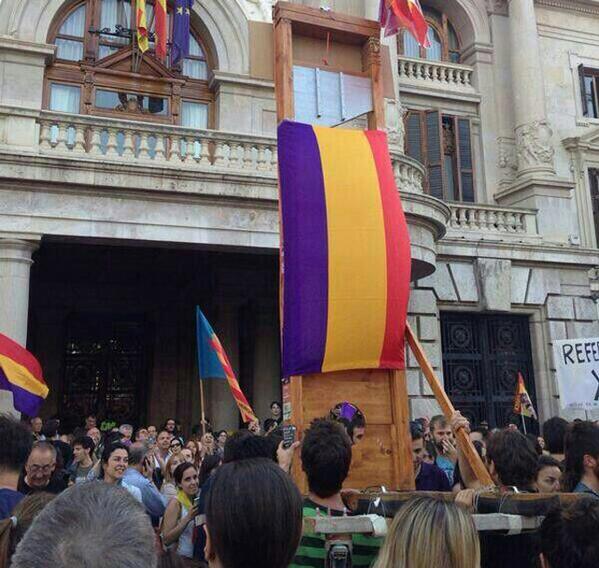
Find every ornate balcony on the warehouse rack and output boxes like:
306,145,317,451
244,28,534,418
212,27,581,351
397,56,477,98
447,203,539,239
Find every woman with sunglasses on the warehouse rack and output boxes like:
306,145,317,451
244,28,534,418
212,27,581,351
170,438,184,457
161,462,200,567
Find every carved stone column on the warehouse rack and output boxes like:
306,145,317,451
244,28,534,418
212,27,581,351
0,239,38,415
508,0,555,177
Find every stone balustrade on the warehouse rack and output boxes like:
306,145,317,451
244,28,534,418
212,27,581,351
448,203,539,237
398,56,475,92
36,111,426,193
37,111,279,174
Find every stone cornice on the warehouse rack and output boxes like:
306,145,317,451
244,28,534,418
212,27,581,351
535,0,599,17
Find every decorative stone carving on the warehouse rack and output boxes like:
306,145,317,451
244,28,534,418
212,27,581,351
243,0,273,21
486,0,508,16
498,137,517,171
515,120,555,169
384,99,405,149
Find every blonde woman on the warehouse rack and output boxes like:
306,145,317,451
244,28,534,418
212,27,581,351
161,454,186,503
374,497,480,568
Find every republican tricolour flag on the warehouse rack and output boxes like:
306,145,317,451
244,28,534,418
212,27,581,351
379,0,430,47
196,307,257,423
0,333,49,416
277,121,412,378
136,0,149,53
513,372,538,420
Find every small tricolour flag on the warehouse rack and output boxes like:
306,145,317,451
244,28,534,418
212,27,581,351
0,333,49,416
196,307,257,424
513,372,538,420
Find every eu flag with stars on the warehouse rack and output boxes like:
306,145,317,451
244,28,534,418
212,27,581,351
172,0,191,67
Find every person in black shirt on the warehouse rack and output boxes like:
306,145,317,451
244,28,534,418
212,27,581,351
18,442,66,495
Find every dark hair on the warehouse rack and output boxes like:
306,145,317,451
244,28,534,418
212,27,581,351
526,433,543,456
223,430,275,463
101,442,128,465
215,430,227,438
0,415,32,473
563,421,599,492
537,454,562,476
410,422,424,441
72,436,95,456
206,458,302,568
486,429,538,490
41,419,60,439
543,417,569,455
329,402,366,441
539,499,599,568
301,419,351,498
173,462,196,486
270,401,282,409
425,440,438,461
198,455,221,487
430,415,448,432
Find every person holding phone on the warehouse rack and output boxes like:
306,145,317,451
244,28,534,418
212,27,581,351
161,462,200,567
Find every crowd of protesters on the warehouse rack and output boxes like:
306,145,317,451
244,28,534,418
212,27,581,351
0,401,597,567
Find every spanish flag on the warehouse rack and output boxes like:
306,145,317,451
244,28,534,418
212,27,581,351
379,0,430,47
513,372,537,420
277,121,412,377
136,0,149,53
154,0,168,60
0,333,49,416
196,308,257,424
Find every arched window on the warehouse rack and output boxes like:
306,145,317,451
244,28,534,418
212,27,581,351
46,0,213,128
399,8,461,64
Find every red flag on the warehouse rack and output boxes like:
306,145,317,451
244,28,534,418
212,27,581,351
154,0,168,60
379,0,430,47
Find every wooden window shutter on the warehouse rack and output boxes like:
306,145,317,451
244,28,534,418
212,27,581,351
589,169,599,246
425,110,444,199
579,64,589,117
456,117,474,202
405,111,423,164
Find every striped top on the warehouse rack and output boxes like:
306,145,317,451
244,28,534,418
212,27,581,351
289,500,382,568
278,121,411,378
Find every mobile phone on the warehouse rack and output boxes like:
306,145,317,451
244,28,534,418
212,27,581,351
282,424,297,449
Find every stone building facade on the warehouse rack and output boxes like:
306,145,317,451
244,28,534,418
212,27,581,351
0,0,598,432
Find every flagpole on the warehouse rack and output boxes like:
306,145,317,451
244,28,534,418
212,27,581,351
199,378,207,436
520,406,527,435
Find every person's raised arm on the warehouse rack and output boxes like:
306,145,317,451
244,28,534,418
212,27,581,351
161,498,197,547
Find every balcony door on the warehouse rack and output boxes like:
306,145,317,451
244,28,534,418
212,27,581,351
440,312,537,430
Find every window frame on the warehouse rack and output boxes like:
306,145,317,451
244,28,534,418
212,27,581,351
579,65,599,119
46,0,214,128
404,109,476,203
398,11,461,63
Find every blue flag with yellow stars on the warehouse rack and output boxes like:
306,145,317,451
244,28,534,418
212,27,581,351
172,0,191,66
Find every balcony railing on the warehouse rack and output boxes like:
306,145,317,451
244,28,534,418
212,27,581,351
447,203,539,237
398,56,476,94
35,111,426,194
37,111,279,174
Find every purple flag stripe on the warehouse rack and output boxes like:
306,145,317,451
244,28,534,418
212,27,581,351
278,121,328,377
0,367,43,417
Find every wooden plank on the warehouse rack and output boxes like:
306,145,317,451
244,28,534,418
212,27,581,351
289,375,307,494
363,37,385,130
274,17,294,121
389,370,415,490
405,323,495,487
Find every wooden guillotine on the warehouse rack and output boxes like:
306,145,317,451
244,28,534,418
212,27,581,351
273,1,492,492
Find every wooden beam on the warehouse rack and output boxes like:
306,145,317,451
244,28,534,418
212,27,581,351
363,37,385,130
405,323,495,487
389,370,415,489
289,374,307,493
274,17,294,122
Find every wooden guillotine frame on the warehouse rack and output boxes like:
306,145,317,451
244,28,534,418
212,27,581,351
273,1,493,492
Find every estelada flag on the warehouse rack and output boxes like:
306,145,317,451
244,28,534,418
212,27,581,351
196,307,257,423
513,372,538,420
379,0,430,47
0,333,49,416
277,121,411,377
136,0,149,53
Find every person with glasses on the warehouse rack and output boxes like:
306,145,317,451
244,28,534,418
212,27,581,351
161,462,200,567
170,438,184,457
18,442,66,495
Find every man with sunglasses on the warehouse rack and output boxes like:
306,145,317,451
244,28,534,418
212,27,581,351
18,441,67,495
